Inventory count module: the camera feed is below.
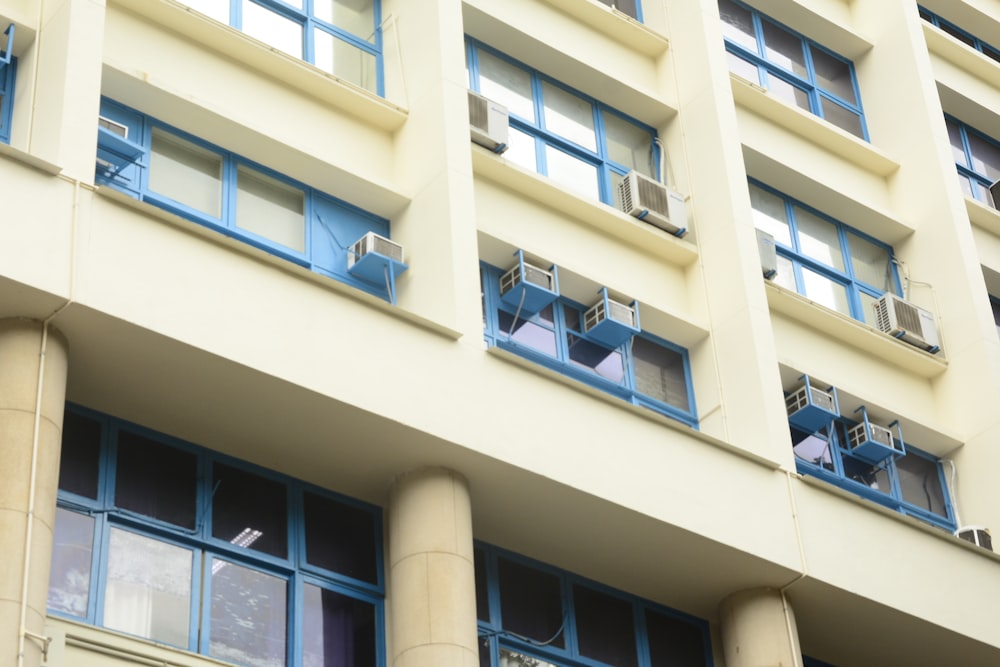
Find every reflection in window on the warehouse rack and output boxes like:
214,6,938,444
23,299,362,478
303,585,377,667
47,509,95,617
210,560,287,667
947,116,1000,208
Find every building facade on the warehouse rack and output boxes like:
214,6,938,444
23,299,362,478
1,1,999,667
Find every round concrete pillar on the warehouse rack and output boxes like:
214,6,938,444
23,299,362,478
0,319,69,667
387,467,478,667
719,587,803,667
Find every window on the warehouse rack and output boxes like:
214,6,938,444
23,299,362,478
179,0,382,95
919,7,1000,65
719,0,867,139
946,115,1000,207
788,399,955,530
480,262,697,427
0,24,15,144
749,180,899,325
595,0,641,22
466,40,658,207
95,99,402,302
475,543,711,667
48,405,384,667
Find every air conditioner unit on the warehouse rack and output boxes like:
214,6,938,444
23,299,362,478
785,376,839,433
468,90,509,154
990,179,1000,210
755,228,778,280
98,115,129,139
955,526,993,551
847,407,903,464
873,293,941,354
347,231,408,290
499,250,559,315
95,116,144,179
617,171,688,237
583,288,640,348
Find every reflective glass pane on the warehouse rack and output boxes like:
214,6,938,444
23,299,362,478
810,48,856,103
957,173,974,199
212,463,289,559
992,298,1000,337
801,267,850,315
941,23,975,48
500,650,560,667
116,430,198,529
478,51,535,122
596,0,637,20
568,334,625,383
315,0,375,42
545,146,599,200
542,82,596,151
748,183,792,246
897,455,948,517
241,1,303,59
820,98,864,139
604,113,654,176
646,608,707,667
792,430,834,470
504,126,537,172
859,291,880,328
58,411,101,499
767,75,810,111
303,584,376,667
718,0,757,51
848,233,892,290
236,166,306,252
180,0,229,23
727,52,760,83
210,560,287,667
773,254,796,292
149,129,223,218
47,509,95,617
304,492,378,584
498,310,557,357
315,30,377,93
632,337,688,410
761,20,806,77
573,584,637,667
947,119,968,167
967,131,1000,183
497,558,564,647
973,179,992,204
474,548,488,622
795,207,845,270
843,456,890,495
103,529,192,648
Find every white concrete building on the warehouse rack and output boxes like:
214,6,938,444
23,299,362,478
1,1,999,667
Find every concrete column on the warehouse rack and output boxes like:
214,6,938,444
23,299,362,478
387,467,478,667
719,588,803,667
0,319,69,667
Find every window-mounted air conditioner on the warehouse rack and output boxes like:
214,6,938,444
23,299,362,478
617,171,688,237
847,407,903,465
499,250,559,315
98,115,128,139
583,288,640,348
347,232,408,298
873,293,941,354
468,90,509,154
785,376,839,433
955,526,993,552
756,228,778,280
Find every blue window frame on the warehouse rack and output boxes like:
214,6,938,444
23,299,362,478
946,115,1000,207
48,404,385,667
475,542,713,667
748,180,900,326
95,98,403,302
480,261,697,428
919,7,1000,65
718,0,868,140
465,39,659,206
790,412,956,531
0,24,15,144
179,0,382,95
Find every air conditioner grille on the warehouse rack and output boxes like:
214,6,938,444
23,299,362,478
523,265,554,290
808,387,835,413
957,527,993,551
353,233,403,263
635,176,671,217
869,423,894,448
583,302,605,331
469,94,489,134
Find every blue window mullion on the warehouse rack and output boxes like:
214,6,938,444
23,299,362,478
289,572,302,667
562,573,579,659
222,156,239,233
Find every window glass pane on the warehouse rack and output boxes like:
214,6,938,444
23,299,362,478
474,548,489,622
497,558,564,647
545,146,600,200
116,430,198,529
897,455,948,517
645,608,707,667
773,254,796,292
210,560,287,667
542,82,596,151
957,173,974,199
766,75,811,111
819,98,864,138
795,207,845,270
801,267,850,315
604,113,654,177
973,179,992,204
792,429,835,471
718,0,758,51
810,48,856,104
478,51,535,123
632,337,689,411
498,310,558,357
941,23,976,48
848,233,892,291
315,0,375,42
303,584,376,667
966,131,1000,183
858,291,880,328
596,0,637,19
505,126,537,172
842,456,890,495
573,585,637,667
761,20,806,77
58,411,102,499
947,119,968,167
103,528,192,648
748,183,792,246
992,298,1000,337
304,492,378,584
568,334,625,383
180,0,229,23
47,508,95,617
149,129,223,218
500,650,560,667
241,1,303,59
236,166,306,252
212,462,289,559
726,52,760,83
315,30,377,93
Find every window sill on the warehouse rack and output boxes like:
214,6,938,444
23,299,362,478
0,141,62,175
108,0,408,132
44,616,218,667
965,194,1000,236
764,281,948,379
923,23,1000,92
729,74,899,178
470,147,699,268
535,0,669,57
